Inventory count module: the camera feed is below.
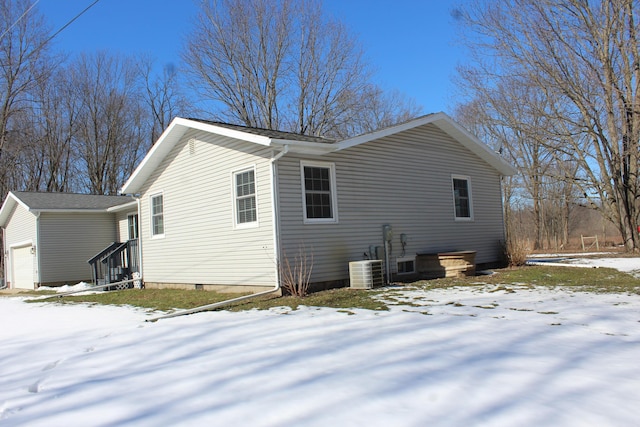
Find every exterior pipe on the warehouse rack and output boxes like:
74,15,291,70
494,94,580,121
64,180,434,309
23,277,142,301
136,196,143,279
1,226,6,289
146,281,280,322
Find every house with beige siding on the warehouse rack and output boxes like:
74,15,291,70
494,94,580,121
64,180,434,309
0,192,136,289
0,113,515,291
120,112,516,291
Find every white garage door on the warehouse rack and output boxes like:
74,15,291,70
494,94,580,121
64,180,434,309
12,246,35,289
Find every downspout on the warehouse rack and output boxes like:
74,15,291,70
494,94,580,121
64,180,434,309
35,212,41,288
1,226,6,289
270,144,289,292
147,145,290,322
136,196,143,281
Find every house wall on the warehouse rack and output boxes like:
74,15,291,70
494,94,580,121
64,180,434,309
115,209,138,241
3,203,37,287
277,123,506,283
38,212,117,284
137,129,276,287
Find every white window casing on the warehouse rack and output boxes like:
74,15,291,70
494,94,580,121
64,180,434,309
232,166,259,228
150,192,165,238
396,257,416,275
300,160,338,224
451,174,473,221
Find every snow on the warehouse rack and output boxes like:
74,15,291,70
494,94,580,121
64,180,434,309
527,256,640,278
1,261,639,426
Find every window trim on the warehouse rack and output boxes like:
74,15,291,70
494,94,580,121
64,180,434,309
451,174,474,221
149,192,165,239
300,160,338,224
232,166,259,229
127,213,139,240
396,257,416,275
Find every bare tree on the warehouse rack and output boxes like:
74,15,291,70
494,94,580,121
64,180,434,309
183,0,420,137
0,0,57,196
139,57,188,144
18,68,80,192
69,52,148,195
457,0,640,251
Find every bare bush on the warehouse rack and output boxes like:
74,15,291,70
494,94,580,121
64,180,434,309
503,239,531,267
280,245,314,297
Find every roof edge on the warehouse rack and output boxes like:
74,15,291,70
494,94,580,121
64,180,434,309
0,192,31,228
121,117,337,194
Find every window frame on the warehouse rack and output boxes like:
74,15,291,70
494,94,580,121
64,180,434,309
451,175,474,221
149,192,165,238
127,213,139,240
232,166,259,228
300,160,338,224
396,257,416,275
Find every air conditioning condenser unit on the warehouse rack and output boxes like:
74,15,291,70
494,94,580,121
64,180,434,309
349,260,384,289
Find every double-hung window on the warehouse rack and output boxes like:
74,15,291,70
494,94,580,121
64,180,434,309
234,168,257,226
150,193,164,237
301,161,337,223
452,175,473,220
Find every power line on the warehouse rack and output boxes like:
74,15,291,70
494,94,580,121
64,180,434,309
42,0,101,47
0,0,41,43
0,0,101,49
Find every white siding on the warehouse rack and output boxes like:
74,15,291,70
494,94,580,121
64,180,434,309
115,209,138,241
138,130,276,287
4,204,37,286
277,123,506,283
38,212,117,284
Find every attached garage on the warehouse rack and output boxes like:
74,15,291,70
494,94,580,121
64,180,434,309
1,191,136,289
11,245,34,289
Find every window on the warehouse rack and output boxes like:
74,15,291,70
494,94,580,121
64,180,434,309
234,168,257,225
150,194,164,236
128,214,139,239
452,175,473,220
301,161,337,223
397,258,415,275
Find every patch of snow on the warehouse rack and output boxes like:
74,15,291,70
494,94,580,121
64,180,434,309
527,256,640,277
528,252,616,258
38,282,93,293
0,259,638,426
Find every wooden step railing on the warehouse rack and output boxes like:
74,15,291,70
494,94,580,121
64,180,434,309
88,239,139,288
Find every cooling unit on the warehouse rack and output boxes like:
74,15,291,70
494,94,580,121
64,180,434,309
349,260,384,289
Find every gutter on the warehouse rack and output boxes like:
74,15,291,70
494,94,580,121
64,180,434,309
146,145,289,322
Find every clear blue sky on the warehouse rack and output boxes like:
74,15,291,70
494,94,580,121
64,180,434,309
36,0,466,115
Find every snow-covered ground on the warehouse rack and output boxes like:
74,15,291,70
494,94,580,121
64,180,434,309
1,258,639,426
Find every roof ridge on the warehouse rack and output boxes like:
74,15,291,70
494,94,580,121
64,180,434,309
186,118,335,144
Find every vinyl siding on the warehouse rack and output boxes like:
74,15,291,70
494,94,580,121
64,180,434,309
116,211,129,242
277,123,506,283
3,204,36,285
138,129,276,286
115,209,138,241
38,212,117,283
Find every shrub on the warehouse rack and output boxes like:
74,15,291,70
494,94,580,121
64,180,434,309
280,245,314,297
503,238,531,267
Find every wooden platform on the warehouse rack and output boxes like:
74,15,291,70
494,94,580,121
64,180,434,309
416,251,476,279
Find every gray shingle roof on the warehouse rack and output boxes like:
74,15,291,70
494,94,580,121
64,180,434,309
188,118,336,144
11,192,135,211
